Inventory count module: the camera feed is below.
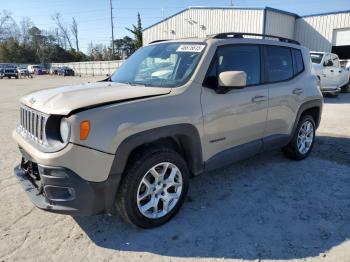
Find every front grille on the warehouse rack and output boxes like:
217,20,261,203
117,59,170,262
19,105,48,143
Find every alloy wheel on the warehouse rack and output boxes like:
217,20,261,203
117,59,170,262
297,120,314,154
136,162,183,219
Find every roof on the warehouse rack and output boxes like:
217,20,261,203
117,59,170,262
143,6,299,31
143,6,350,31
302,9,350,18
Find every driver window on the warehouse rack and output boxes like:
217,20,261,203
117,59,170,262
217,45,261,85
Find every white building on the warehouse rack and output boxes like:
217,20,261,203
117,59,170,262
143,7,350,59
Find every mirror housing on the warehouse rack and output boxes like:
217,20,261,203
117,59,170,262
217,71,247,93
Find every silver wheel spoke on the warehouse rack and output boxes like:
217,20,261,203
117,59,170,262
140,196,156,213
166,192,180,200
137,177,153,201
149,168,161,181
161,197,170,213
160,163,170,177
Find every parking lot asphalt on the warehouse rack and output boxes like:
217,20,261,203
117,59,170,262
0,76,349,262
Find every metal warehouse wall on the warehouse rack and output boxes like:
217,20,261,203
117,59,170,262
51,60,124,76
143,8,264,44
295,12,350,52
265,10,295,39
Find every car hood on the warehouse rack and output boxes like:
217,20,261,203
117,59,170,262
21,81,172,115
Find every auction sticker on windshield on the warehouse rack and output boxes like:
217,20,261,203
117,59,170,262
176,45,205,52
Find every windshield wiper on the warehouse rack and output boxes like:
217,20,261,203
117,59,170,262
126,82,153,87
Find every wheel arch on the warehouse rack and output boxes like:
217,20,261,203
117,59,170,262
291,99,323,138
110,124,204,178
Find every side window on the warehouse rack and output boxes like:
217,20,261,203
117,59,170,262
332,55,340,68
264,46,293,83
217,45,261,86
324,55,333,67
292,49,304,75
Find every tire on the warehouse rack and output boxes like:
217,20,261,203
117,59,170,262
283,115,316,160
116,147,189,228
329,92,339,98
341,82,350,93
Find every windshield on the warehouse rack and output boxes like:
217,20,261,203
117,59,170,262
310,53,323,64
110,42,205,87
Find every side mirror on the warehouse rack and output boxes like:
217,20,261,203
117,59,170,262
217,71,247,93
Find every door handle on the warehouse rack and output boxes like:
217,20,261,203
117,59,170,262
330,69,334,72
339,70,342,73
251,95,267,103
293,88,303,95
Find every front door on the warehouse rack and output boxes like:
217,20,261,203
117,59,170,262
201,44,268,167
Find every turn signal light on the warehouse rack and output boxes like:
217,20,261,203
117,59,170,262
80,120,90,140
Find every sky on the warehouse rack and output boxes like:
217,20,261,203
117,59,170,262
2,0,350,53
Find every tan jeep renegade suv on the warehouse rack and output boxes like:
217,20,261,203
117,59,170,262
13,33,323,228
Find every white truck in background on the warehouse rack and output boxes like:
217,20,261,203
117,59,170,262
311,52,350,96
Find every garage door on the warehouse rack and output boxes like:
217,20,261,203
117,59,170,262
332,28,350,59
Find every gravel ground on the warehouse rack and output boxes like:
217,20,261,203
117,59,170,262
0,76,349,262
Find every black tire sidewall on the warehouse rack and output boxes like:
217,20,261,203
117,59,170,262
119,149,189,228
291,115,316,159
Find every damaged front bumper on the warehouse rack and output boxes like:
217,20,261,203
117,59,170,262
14,157,108,215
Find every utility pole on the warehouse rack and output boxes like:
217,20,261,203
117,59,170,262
109,0,115,58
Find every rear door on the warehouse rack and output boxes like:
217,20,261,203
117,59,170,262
321,54,338,89
263,45,303,147
201,44,268,165
332,54,349,87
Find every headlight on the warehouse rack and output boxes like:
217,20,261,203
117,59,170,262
60,117,70,143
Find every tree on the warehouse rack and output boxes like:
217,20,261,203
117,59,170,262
114,36,135,59
19,17,34,44
71,17,79,52
0,10,20,41
126,13,143,49
52,13,73,50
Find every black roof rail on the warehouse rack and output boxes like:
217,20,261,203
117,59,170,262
149,39,169,44
210,32,300,45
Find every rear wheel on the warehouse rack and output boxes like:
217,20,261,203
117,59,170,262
116,147,189,228
341,81,350,93
283,115,316,160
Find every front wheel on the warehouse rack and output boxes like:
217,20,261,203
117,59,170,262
283,115,316,160
116,147,189,228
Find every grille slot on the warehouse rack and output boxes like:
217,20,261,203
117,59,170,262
19,105,47,143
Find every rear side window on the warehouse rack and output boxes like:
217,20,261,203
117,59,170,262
264,46,293,83
292,49,304,75
217,45,261,86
